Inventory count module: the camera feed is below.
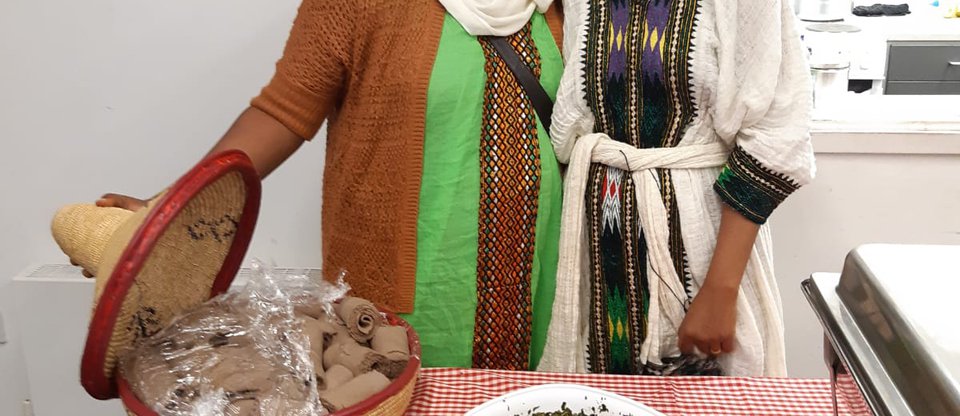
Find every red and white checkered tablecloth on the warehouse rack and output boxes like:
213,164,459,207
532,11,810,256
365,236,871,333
406,368,856,415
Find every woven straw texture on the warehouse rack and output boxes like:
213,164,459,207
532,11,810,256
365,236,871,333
51,205,133,276
359,372,418,416
95,172,246,379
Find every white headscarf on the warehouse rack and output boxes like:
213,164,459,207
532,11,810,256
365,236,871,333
439,0,553,36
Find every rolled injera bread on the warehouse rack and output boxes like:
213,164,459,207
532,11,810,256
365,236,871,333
319,317,353,348
317,364,354,392
294,302,326,320
370,325,410,379
299,316,326,376
267,398,317,415
204,346,276,394
124,352,180,406
322,338,386,376
168,302,249,350
275,374,313,401
224,399,259,416
333,297,382,343
319,371,391,412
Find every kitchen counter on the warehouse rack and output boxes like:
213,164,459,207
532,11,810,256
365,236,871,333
813,94,960,135
846,8,960,42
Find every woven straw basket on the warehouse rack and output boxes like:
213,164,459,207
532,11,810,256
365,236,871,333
50,151,420,415
116,310,422,416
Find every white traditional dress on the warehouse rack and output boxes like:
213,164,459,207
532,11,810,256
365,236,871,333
538,0,816,376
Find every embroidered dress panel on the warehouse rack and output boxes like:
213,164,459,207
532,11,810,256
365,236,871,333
583,0,703,375
472,24,544,370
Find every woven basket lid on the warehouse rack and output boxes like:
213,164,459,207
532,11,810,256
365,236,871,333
50,150,261,400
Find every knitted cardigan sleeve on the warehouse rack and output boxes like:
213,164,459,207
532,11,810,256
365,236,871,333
710,0,816,224
251,0,357,140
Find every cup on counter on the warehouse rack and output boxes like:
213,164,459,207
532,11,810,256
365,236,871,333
810,60,850,108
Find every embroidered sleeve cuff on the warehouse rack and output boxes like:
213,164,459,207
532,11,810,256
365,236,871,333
713,146,800,224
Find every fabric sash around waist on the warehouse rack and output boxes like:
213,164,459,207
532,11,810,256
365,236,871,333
539,133,730,373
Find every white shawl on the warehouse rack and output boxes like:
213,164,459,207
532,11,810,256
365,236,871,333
439,0,553,36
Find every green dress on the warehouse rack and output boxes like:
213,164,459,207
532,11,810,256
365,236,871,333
399,13,563,369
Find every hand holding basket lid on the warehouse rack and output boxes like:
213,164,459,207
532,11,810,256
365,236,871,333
50,151,420,415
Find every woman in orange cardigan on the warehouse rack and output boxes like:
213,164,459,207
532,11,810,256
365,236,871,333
91,0,564,371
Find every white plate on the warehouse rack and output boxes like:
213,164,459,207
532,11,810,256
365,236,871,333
465,383,665,416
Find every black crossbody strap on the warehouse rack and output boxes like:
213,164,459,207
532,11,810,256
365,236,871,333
487,36,554,135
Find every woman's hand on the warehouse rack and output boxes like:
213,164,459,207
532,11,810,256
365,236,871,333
95,193,147,211
678,204,759,357
67,193,147,277
678,283,738,356
70,106,303,278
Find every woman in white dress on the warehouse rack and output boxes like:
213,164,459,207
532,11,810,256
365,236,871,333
539,0,815,376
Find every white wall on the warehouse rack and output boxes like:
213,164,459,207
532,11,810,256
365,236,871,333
772,132,960,377
0,1,319,415
1,0,959,414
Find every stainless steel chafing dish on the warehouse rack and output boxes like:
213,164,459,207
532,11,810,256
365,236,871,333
802,244,960,416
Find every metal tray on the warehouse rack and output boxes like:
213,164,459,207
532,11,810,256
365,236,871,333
803,244,960,416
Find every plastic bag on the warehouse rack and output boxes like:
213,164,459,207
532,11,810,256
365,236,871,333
120,260,349,416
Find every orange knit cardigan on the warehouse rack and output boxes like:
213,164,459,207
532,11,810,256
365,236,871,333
251,0,563,313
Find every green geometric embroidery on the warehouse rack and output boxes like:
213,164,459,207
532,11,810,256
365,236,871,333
606,286,631,370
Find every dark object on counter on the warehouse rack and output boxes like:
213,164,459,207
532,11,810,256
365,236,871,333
848,80,873,94
803,244,960,416
852,3,910,16
640,354,723,376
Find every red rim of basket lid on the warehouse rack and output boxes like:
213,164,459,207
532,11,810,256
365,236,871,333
117,309,422,416
81,150,262,400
